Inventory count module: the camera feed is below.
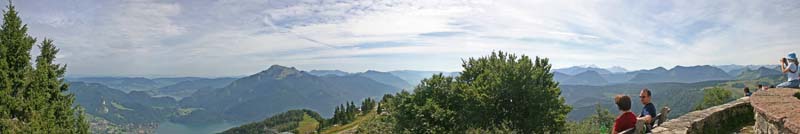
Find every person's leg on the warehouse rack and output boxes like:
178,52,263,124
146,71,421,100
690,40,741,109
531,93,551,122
790,80,800,88
777,81,792,88
778,80,800,88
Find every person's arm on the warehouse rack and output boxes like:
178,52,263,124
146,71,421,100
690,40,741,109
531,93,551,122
781,60,798,73
639,115,652,124
781,59,789,73
638,106,654,124
786,64,798,73
611,126,617,134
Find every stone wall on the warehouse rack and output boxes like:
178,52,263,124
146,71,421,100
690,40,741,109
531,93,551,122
651,97,753,134
750,88,800,134
652,88,800,134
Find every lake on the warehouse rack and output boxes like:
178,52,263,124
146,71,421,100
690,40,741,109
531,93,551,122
155,121,242,134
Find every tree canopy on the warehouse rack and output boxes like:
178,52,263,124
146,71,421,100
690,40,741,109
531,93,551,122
0,2,89,133
389,51,572,133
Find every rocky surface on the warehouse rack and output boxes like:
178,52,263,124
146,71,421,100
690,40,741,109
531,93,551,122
651,97,753,134
751,88,800,134
652,88,800,134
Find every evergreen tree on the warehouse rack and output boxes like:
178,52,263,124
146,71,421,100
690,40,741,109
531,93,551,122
333,106,341,124
348,101,356,120
0,2,88,133
376,102,382,114
361,97,375,114
339,104,346,124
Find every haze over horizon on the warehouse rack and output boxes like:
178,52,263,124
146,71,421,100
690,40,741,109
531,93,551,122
9,0,800,77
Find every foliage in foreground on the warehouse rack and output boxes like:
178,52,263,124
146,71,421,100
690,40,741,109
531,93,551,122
693,86,733,110
220,109,323,134
383,51,572,133
0,2,89,133
565,104,615,133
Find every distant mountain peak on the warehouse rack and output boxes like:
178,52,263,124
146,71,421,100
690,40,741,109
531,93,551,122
267,65,293,70
577,64,600,68
577,70,600,75
308,70,350,77
554,66,613,75
606,66,628,73
258,65,303,79
653,67,667,71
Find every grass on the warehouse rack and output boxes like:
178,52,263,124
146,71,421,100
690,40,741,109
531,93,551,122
176,108,202,116
297,114,320,134
110,101,133,111
321,111,378,134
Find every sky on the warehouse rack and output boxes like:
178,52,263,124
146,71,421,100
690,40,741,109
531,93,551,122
5,0,800,77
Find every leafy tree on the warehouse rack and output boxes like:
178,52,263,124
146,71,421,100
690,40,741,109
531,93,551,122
565,104,615,133
461,51,572,133
393,74,471,133
0,2,88,133
693,87,733,110
391,51,572,133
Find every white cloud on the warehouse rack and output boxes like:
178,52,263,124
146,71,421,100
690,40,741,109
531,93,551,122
11,0,800,77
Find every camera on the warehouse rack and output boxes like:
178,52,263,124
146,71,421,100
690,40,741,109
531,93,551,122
782,58,788,66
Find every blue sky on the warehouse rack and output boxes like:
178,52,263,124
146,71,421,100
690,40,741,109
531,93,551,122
6,0,800,77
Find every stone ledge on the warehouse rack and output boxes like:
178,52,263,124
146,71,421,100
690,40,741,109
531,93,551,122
751,88,800,134
651,97,753,134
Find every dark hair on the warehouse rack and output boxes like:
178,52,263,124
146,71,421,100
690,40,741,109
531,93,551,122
770,85,776,88
642,88,652,97
758,84,763,88
744,87,750,93
615,95,632,111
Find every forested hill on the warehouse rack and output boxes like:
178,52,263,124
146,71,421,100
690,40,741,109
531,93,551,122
220,109,324,134
175,65,398,123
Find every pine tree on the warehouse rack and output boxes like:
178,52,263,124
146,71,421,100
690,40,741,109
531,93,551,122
0,2,88,133
0,0,34,124
361,97,375,114
361,98,369,114
376,102,382,114
333,106,341,124
338,104,345,124
347,101,356,121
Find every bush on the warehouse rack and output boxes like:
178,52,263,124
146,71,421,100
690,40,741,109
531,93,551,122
794,91,800,100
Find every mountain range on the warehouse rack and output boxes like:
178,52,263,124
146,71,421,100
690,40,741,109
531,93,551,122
176,65,399,123
152,77,238,100
308,70,460,89
65,64,788,133
553,65,781,85
68,82,179,124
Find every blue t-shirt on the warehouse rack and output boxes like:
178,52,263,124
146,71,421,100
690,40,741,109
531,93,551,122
640,103,657,132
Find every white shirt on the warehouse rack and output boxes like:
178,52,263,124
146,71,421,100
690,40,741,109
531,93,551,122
788,63,799,81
